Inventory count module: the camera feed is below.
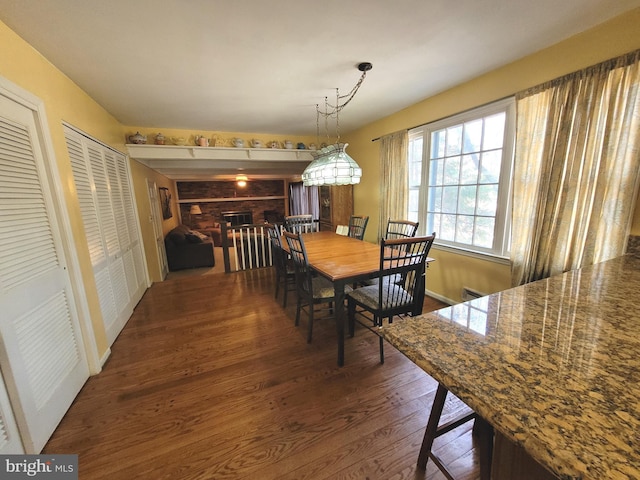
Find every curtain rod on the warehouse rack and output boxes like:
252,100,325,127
372,47,640,143
371,94,512,142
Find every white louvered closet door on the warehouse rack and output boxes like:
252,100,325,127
0,369,22,453
64,126,146,346
0,94,89,453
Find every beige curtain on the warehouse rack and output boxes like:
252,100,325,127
511,50,640,286
378,130,409,242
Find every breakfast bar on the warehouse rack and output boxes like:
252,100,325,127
381,253,640,479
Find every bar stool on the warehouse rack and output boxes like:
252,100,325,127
418,383,494,480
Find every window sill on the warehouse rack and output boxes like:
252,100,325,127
432,243,511,266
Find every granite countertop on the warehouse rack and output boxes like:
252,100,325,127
381,254,640,480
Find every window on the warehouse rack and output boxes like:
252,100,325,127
408,98,515,258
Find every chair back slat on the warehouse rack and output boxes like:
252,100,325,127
385,219,419,240
266,223,286,274
285,214,318,233
283,231,313,296
377,233,436,316
348,215,369,240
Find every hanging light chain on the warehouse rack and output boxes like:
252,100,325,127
315,104,320,147
324,97,330,145
335,88,341,144
317,67,369,117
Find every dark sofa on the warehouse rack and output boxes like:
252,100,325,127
164,224,215,271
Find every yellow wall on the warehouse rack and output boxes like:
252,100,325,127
128,161,177,283
346,8,640,303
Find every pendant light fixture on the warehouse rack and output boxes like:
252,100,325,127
302,62,372,186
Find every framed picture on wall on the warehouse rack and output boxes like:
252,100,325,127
159,187,172,219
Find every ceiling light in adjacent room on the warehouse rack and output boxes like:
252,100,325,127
236,175,248,187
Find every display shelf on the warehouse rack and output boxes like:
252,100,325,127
126,144,314,178
126,144,314,161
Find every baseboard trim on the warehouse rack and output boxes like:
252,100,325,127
98,348,111,371
425,289,456,306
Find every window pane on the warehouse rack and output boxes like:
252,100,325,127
441,214,456,240
477,184,498,216
409,159,422,187
428,213,441,236
443,156,460,185
446,125,462,156
460,154,479,184
430,158,444,185
483,113,505,150
408,189,420,213
456,215,474,244
431,130,446,158
442,186,458,213
474,216,495,248
428,186,442,211
458,186,477,215
479,150,502,184
410,136,423,160
463,119,482,154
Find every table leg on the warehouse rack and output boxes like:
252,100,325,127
333,279,347,366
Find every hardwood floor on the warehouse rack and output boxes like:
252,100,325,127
44,268,483,479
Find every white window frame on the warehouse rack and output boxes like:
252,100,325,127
409,97,515,262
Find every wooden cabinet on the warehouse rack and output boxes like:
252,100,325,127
319,185,353,231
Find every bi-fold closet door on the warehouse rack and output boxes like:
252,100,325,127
0,86,89,453
64,125,147,346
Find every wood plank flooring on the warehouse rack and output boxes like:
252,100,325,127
44,268,483,479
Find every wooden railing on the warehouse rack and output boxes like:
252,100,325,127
220,223,283,273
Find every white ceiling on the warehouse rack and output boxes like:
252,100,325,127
2,0,640,139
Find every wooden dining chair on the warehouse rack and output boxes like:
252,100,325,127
385,219,419,240
266,223,296,307
347,215,369,240
284,231,350,343
347,234,435,363
362,219,421,287
285,214,317,234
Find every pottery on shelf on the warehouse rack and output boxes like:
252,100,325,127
232,138,245,148
284,140,293,149
171,137,186,146
195,135,209,147
269,141,279,149
154,133,165,145
297,142,306,149
251,139,263,148
128,131,147,144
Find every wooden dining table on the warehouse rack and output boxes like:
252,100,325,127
283,231,433,366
